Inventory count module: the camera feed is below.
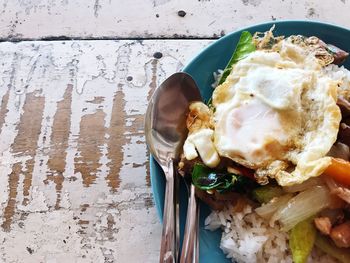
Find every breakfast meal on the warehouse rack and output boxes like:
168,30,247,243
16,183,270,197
178,27,350,263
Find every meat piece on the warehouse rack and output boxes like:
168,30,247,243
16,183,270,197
305,37,349,65
195,189,225,211
311,38,349,65
213,191,240,201
344,117,350,126
337,97,350,118
338,123,350,147
325,176,350,204
320,208,345,226
327,142,350,161
335,187,350,205
327,44,349,65
329,194,347,210
178,154,201,177
232,196,248,213
186,102,213,133
330,221,350,248
315,217,332,235
195,188,250,211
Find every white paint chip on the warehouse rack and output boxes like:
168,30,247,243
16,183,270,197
0,39,210,261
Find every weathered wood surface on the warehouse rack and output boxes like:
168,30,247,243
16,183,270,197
1,0,350,40
1,1,350,262
0,40,211,262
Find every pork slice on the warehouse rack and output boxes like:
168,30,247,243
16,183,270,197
315,217,332,235
330,221,350,248
338,97,350,118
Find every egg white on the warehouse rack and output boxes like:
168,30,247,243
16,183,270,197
183,39,342,186
212,41,341,186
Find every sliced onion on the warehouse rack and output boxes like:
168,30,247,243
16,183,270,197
283,176,324,193
255,194,293,220
271,185,332,231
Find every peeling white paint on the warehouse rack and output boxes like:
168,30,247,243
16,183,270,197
0,1,348,261
0,210,105,263
0,0,350,39
17,187,49,212
0,39,211,262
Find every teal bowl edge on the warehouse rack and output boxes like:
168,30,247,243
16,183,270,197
151,19,350,218
149,20,350,263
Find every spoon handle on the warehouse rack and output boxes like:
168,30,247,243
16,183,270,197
180,183,200,263
159,159,177,263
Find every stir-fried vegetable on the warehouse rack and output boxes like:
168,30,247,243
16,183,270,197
283,177,324,193
218,31,256,84
289,217,316,263
255,194,293,219
191,163,256,193
324,157,350,187
315,234,350,263
272,185,332,231
252,184,284,204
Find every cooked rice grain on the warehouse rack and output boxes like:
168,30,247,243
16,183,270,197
205,205,338,263
205,43,349,263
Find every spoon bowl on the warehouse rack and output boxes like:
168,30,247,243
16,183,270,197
145,72,202,166
145,72,202,262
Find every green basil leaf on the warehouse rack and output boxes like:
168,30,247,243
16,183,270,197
191,163,258,193
218,31,256,85
192,164,234,190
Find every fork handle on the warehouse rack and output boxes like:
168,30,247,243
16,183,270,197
159,160,176,263
180,183,199,263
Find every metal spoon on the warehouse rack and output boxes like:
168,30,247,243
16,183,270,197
145,72,202,263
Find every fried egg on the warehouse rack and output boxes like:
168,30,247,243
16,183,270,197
184,39,342,186
183,102,220,168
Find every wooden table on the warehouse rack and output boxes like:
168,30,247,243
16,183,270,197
0,1,349,262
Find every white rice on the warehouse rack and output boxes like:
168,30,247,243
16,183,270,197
205,205,338,263
206,48,350,263
323,64,350,99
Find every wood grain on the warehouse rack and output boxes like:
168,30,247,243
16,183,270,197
45,85,72,209
2,92,45,232
0,40,211,262
106,89,125,191
75,108,106,187
0,1,349,261
0,0,350,40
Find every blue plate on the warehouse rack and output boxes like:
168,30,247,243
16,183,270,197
150,20,350,262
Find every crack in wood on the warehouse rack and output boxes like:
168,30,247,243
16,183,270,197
93,0,101,18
